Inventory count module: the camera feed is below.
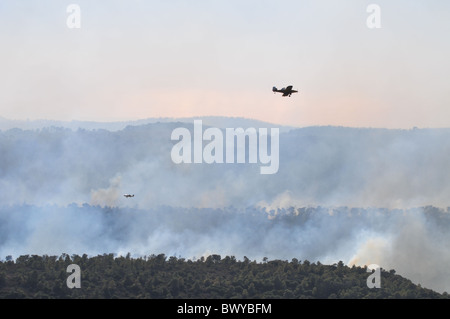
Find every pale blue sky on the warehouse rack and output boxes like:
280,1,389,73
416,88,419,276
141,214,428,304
1,0,450,128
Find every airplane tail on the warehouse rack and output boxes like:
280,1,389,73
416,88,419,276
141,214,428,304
272,86,277,92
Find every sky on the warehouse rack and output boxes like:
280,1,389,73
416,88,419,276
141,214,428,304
1,0,450,128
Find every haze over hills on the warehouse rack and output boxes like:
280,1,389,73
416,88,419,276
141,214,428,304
2,117,450,208
1,116,450,293
0,116,295,132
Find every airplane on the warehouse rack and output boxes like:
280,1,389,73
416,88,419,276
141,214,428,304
272,85,298,97
123,194,134,198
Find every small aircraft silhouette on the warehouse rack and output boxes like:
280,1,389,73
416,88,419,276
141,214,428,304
123,194,134,198
272,85,298,97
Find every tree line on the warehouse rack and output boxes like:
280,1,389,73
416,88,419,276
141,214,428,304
0,253,447,299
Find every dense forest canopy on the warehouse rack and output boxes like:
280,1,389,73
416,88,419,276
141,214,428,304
0,253,447,299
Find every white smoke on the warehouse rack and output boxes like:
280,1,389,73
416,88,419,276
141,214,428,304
90,175,122,207
1,122,450,294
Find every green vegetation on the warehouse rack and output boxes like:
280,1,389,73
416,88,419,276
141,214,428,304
0,253,447,299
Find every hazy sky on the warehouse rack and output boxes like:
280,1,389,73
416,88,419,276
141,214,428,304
1,0,450,128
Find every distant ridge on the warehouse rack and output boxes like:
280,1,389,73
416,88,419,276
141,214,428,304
0,116,296,132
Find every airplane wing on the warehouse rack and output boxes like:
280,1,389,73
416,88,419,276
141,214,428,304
282,92,290,96
286,85,293,91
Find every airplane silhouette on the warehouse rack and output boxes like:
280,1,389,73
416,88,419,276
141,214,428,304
123,194,134,198
272,85,298,97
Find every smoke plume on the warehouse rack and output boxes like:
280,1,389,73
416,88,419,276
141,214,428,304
1,120,450,293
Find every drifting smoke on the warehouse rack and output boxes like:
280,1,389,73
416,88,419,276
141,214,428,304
90,175,122,207
2,123,450,209
1,205,449,293
1,119,450,293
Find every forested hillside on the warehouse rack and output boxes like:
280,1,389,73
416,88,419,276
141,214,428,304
0,253,447,299
2,122,450,294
